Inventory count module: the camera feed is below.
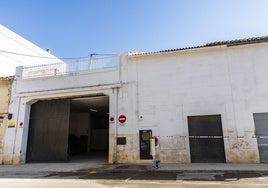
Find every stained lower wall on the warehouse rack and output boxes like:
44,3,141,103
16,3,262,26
0,78,12,164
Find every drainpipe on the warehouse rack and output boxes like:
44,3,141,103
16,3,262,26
11,69,22,164
11,96,21,164
113,87,119,163
113,54,123,164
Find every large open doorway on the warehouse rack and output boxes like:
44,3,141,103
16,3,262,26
26,95,109,163
69,96,109,162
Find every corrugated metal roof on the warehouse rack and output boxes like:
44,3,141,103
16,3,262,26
130,36,268,56
206,36,268,47
0,76,14,80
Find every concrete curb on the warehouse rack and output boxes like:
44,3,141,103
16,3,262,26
1,163,268,176
88,164,268,174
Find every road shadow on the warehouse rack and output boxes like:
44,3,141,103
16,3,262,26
0,164,268,181
41,171,268,182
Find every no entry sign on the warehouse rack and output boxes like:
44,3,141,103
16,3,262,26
118,115,126,124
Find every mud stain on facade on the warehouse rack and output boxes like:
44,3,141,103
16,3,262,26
108,133,115,164
116,134,139,163
2,155,12,165
231,140,250,150
0,78,12,164
110,133,190,163
12,155,20,165
226,149,259,163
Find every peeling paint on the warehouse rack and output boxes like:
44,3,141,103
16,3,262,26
12,155,20,165
2,155,12,165
231,139,250,149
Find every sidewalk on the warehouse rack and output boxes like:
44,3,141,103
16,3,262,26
146,163,268,173
0,162,268,175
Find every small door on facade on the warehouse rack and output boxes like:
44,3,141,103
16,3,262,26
26,99,70,162
188,115,226,163
139,130,153,160
253,113,268,163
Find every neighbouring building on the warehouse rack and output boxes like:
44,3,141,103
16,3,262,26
0,25,63,164
0,77,12,164
2,36,268,164
0,24,62,77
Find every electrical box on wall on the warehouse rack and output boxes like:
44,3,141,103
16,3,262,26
117,137,126,145
8,113,12,120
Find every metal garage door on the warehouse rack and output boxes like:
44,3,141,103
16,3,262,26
188,115,226,163
253,113,268,163
26,99,70,162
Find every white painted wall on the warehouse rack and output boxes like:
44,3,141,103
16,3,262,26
2,57,121,164
3,42,268,164
127,43,268,163
0,24,62,77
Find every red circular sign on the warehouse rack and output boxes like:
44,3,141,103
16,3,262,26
110,117,114,122
118,115,126,124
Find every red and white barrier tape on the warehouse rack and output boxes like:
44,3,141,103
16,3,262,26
188,136,224,139
155,135,268,139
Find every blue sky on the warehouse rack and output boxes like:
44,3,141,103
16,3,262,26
1,0,268,59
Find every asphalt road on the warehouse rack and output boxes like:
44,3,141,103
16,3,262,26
1,171,268,188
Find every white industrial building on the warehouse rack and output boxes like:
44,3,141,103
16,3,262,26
2,36,268,164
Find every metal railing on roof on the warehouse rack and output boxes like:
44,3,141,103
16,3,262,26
22,55,118,79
